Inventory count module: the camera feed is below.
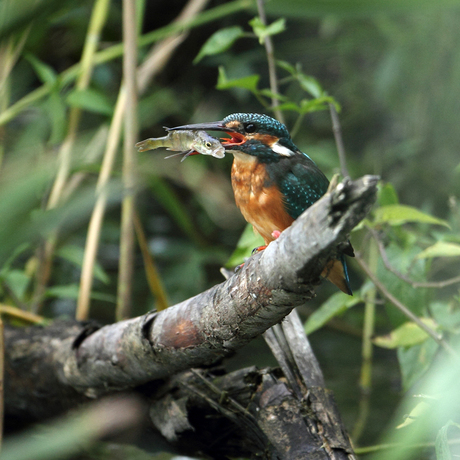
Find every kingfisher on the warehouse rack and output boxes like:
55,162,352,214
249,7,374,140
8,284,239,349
169,113,354,295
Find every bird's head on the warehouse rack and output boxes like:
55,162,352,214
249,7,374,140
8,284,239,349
168,113,300,163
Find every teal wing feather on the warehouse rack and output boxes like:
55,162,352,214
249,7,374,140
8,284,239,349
272,154,354,294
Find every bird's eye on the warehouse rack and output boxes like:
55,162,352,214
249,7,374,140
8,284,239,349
244,123,256,133
205,142,212,148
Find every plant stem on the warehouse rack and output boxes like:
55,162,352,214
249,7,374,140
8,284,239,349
76,88,126,321
356,254,460,362
116,0,138,321
0,0,249,128
329,103,350,178
0,305,44,323
352,239,377,442
77,0,208,320
133,209,169,311
255,0,284,124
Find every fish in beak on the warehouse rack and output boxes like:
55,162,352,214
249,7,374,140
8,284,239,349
166,121,247,147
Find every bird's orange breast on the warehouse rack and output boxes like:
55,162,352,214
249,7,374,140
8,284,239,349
231,153,294,244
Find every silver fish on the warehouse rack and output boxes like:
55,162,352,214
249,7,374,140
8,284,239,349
135,129,225,161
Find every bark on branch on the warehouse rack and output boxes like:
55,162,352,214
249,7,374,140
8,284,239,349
5,175,378,458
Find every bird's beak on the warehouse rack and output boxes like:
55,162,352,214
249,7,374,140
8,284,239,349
166,121,230,132
166,121,247,147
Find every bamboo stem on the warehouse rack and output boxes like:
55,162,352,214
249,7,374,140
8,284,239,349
116,0,138,321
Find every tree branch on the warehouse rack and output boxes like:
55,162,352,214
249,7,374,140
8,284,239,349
5,176,377,458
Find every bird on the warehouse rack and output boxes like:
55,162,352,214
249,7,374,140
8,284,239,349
168,113,354,295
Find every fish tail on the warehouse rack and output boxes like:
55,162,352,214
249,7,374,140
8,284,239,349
135,136,169,152
322,255,353,295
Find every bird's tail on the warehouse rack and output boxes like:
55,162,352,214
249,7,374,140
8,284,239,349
321,255,352,295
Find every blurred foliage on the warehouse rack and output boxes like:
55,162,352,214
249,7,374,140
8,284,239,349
1,0,460,459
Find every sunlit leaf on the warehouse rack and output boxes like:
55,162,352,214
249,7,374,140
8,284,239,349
396,400,431,429
435,420,460,460
249,17,285,44
216,66,260,92
194,26,245,63
416,241,460,259
373,204,449,227
304,291,362,335
378,182,399,206
225,223,264,268
397,338,439,390
373,318,438,348
297,74,324,98
66,88,113,116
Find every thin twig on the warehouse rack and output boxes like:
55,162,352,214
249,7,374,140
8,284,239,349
0,315,3,449
356,254,460,361
369,227,460,289
352,239,377,443
47,0,111,210
133,208,169,311
77,0,208,320
355,438,460,455
32,0,111,313
117,0,138,321
255,0,284,124
329,103,350,178
0,305,44,323
0,0,248,128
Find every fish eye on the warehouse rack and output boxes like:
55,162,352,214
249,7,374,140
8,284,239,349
243,123,256,133
205,141,212,148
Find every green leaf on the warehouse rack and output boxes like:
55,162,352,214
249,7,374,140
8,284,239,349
194,26,245,63
46,283,115,303
216,66,260,93
225,223,264,268
373,204,450,227
46,91,67,145
416,241,460,259
297,74,324,98
435,420,460,460
304,291,362,335
2,269,31,300
276,59,297,75
396,400,431,429
378,182,399,206
373,318,438,348
397,338,439,390
249,17,286,44
57,245,110,284
25,54,57,86
66,88,113,116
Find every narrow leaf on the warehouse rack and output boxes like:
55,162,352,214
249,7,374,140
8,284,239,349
225,223,264,268
378,182,399,206
373,318,438,348
249,17,285,44
25,54,57,86
435,421,460,460
57,245,110,285
416,241,460,259
66,88,113,116
216,66,260,92
304,292,362,335
194,26,244,63
373,204,449,227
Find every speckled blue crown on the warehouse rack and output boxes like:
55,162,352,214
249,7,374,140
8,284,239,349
223,113,290,139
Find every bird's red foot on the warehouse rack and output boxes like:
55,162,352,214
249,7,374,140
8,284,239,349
251,245,267,255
